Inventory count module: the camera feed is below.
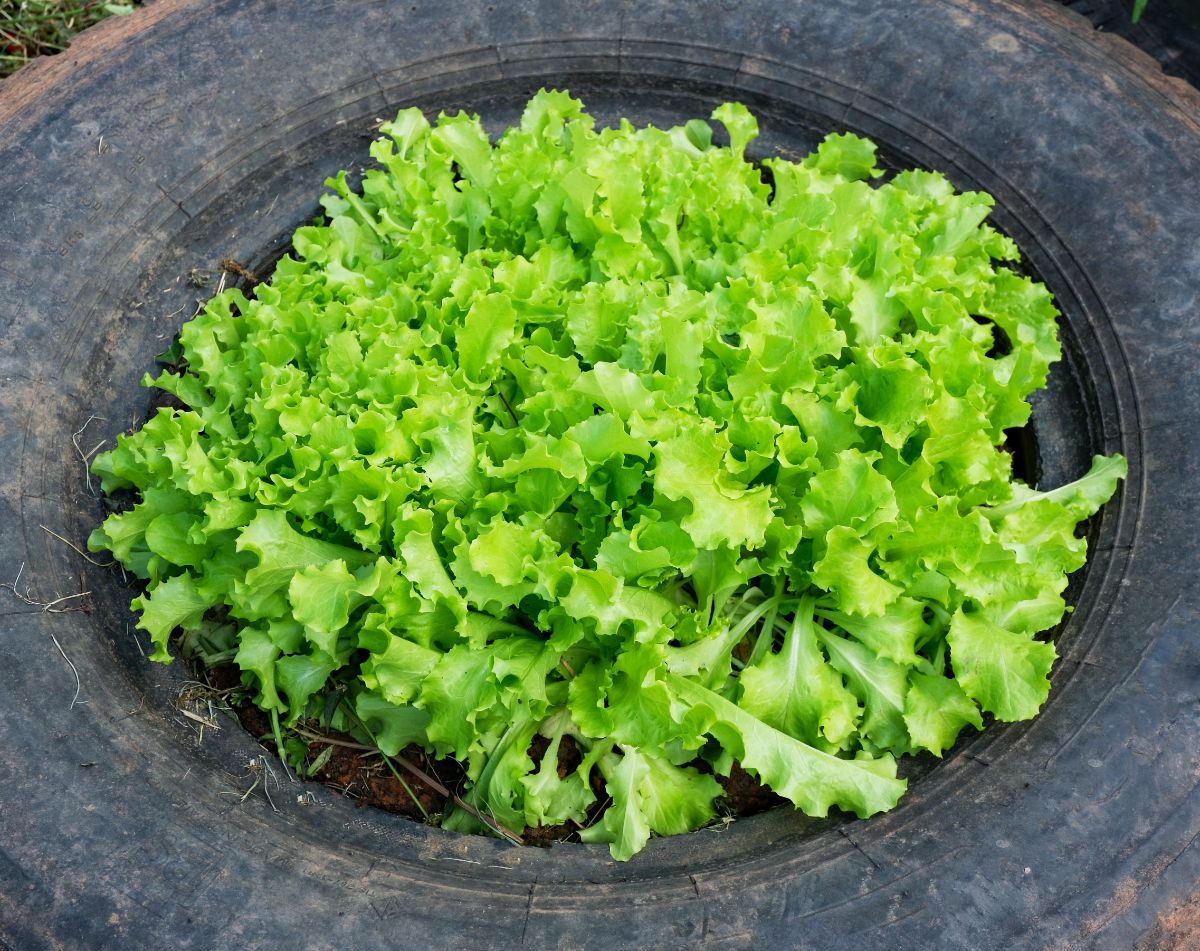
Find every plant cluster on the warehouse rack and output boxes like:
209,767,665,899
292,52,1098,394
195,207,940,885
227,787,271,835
91,91,1124,859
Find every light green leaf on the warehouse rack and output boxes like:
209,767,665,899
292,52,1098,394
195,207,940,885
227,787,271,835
579,750,651,861
812,526,903,617
354,693,431,755
818,596,927,667
816,628,911,754
236,510,371,594
652,424,774,550
520,730,596,827
947,607,1057,721
800,449,898,538
132,574,213,661
665,674,906,819
739,597,860,749
987,454,1127,521
288,559,359,636
903,671,983,757
277,652,338,722
361,633,440,705
458,294,517,384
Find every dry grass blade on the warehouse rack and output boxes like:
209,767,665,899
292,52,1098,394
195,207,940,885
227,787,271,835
180,708,219,730
291,726,372,751
49,631,84,708
70,415,106,495
0,563,88,707
40,525,113,567
2,562,90,614
390,751,526,845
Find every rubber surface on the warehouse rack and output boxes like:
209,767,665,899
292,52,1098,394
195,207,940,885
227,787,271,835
1,2,1198,948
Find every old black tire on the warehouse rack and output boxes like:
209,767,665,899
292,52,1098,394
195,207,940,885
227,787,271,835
1,2,1198,948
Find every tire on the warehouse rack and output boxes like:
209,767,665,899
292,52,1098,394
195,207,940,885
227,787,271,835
1,2,1198,948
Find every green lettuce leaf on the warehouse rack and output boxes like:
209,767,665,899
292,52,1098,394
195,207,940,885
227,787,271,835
666,674,906,819
579,747,723,861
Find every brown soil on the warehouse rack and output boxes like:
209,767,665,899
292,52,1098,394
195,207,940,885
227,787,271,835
719,761,786,814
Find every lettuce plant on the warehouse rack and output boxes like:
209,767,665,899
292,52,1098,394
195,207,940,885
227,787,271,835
90,90,1125,860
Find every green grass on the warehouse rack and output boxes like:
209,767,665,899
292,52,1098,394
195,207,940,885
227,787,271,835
0,1,138,79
